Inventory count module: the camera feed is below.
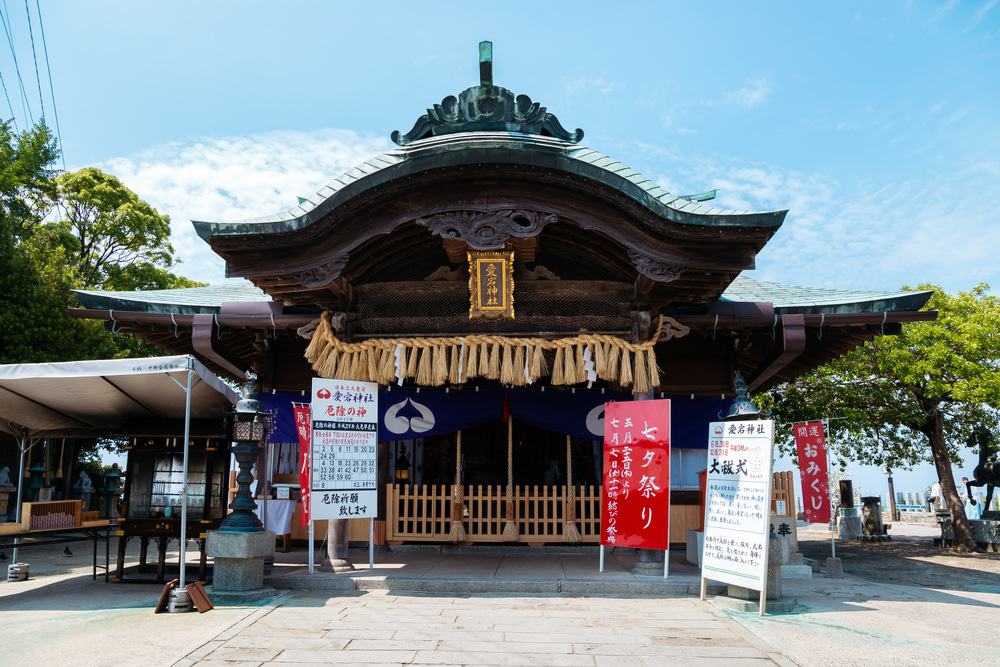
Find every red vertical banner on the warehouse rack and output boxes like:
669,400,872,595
292,403,312,526
793,420,831,524
600,399,671,550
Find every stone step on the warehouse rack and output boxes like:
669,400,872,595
267,573,726,597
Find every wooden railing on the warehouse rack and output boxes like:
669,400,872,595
771,471,796,518
385,484,701,544
386,484,602,544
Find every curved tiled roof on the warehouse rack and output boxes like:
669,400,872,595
192,132,786,240
73,276,931,316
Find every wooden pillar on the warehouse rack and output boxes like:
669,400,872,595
328,320,357,572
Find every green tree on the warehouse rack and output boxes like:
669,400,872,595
761,284,1000,550
51,167,174,289
0,121,57,238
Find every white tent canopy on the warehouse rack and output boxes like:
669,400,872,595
0,355,238,438
0,355,239,590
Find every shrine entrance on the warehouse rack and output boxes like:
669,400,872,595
386,419,603,545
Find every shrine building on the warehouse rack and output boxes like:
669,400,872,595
71,43,935,547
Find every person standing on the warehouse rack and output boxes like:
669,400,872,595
961,477,982,521
929,480,943,511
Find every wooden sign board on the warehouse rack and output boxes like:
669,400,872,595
468,250,514,319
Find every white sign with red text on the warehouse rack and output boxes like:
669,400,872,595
310,378,378,520
701,420,774,591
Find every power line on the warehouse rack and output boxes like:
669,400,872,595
0,0,31,125
0,68,17,129
22,0,44,120
34,0,62,168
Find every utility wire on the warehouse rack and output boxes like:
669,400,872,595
34,0,62,168
0,68,17,129
22,0,44,120
0,0,31,125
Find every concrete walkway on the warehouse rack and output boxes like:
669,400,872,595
179,590,787,666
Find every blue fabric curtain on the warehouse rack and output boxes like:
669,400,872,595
260,387,727,448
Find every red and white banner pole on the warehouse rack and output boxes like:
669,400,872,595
825,419,836,559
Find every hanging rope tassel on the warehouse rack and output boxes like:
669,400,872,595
449,430,467,543
562,434,582,543
502,417,519,541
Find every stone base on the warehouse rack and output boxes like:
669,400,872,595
712,594,797,613
206,531,275,593
728,568,781,601
825,556,844,578
205,585,278,604
780,564,813,579
631,551,665,577
686,530,703,567
330,558,355,573
839,516,862,540
787,552,805,565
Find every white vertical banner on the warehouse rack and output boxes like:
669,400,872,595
310,379,379,520
700,420,774,592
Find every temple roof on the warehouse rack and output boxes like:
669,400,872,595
72,276,932,316
192,132,785,240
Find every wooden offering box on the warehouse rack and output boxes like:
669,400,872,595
22,500,82,531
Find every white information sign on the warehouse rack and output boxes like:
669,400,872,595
310,378,378,520
701,420,774,592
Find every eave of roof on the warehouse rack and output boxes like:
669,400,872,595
192,132,786,241
72,276,933,317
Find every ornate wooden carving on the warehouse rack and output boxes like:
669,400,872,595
290,256,349,288
416,210,558,250
627,250,686,282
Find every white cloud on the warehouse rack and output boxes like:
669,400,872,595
728,78,772,108
99,126,1000,296
562,75,622,96
100,129,391,284
650,155,1000,294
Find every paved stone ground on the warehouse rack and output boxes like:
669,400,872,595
799,522,1000,591
179,591,787,667
720,523,1000,667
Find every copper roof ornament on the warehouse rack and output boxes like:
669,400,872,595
391,41,584,146
722,371,762,421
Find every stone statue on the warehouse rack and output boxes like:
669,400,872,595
0,466,11,486
967,428,999,516
73,471,94,510
74,471,93,492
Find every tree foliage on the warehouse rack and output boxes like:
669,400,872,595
52,167,174,288
760,284,1000,549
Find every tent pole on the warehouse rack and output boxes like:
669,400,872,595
12,434,27,563
179,365,194,589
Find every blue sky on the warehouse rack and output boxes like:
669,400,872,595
5,1,997,493
4,0,992,293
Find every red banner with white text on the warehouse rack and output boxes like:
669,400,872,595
292,403,312,526
793,420,831,524
600,399,671,550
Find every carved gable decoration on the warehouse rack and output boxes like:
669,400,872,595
416,210,557,250
627,250,686,283
468,249,515,320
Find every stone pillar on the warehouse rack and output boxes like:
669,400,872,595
327,519,354,572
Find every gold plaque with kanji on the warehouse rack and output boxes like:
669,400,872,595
468,250,514,319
